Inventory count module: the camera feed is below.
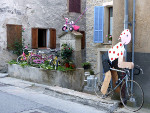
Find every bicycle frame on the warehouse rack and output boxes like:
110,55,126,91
106,68,130,96
22,49,27,60
18,48,27,61
31,54,47,64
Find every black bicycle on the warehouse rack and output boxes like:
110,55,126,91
94,65,144,112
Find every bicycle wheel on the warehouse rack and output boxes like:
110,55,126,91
55,60,61,70
94,77,103,98
29,56,41,64
49,59,54,67
17,56,26,63
120,80,144,112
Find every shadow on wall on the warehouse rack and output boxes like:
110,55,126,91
128,52,150,107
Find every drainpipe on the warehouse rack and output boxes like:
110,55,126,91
124,0,128,61
131,0,136,87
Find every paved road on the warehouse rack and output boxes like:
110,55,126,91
0,84,107,113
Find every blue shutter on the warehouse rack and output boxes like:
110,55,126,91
94,6,104,43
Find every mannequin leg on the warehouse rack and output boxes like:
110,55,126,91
111,69,120,93
101,70,112,95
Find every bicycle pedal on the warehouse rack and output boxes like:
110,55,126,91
101,95,107,99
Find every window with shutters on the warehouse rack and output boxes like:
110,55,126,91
32,28,56,49
69,0,81,13
7,24,22,50
94,6,113,43
94,6,104,43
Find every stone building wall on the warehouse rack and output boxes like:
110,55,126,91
0,0,86,72
86,0,113,72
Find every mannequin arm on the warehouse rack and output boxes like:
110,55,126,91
118,56,134,69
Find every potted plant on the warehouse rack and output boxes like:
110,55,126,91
61,44,73,68
82,62,91,70
106,34,112,43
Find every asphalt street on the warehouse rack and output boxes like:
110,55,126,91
0,84,107,113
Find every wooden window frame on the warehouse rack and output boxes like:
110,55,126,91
80,31,85,49
50,28,56,49
32,28,38,49
108,7,113,35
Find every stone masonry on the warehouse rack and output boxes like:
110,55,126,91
86,0,113,73
0,0,86,72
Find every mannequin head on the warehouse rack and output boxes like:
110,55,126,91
119,29,131,45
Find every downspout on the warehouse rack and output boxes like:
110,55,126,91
124,0,128,61
132,0,136,82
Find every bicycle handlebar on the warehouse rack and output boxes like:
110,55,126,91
134,65,144,75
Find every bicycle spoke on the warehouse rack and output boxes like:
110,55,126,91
17,56,26,63
120,80,144,112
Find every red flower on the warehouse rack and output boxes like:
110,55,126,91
64,48,65,49
69,48,70,49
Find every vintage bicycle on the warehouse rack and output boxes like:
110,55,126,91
49,49,61,70
28,50,48,64
94,65,144,112
17,46,28,63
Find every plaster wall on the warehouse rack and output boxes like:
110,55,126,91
113,0,150,53
0,0,86,72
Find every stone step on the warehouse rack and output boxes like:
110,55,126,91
0,73,8,78
0,77,119,113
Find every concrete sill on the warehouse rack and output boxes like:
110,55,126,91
102,43,112,45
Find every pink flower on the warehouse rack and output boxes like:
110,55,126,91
25,46,28,49
106,35,108,37
109,36,112,38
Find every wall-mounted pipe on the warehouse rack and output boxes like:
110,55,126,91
124,0,128,61
131,0,136,81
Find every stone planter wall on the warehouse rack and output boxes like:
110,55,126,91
8,64,84,91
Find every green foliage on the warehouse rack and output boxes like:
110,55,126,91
19,62,29,68
8,56,75,71
9,39,23,56
8,39,29,56
106,34,112,41
40,63,53,70
8,60,18,65
57,66,75,72
61,44,73,63
89,69,95,75
82,62,91,69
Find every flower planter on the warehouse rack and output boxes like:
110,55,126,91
8,64,84,91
